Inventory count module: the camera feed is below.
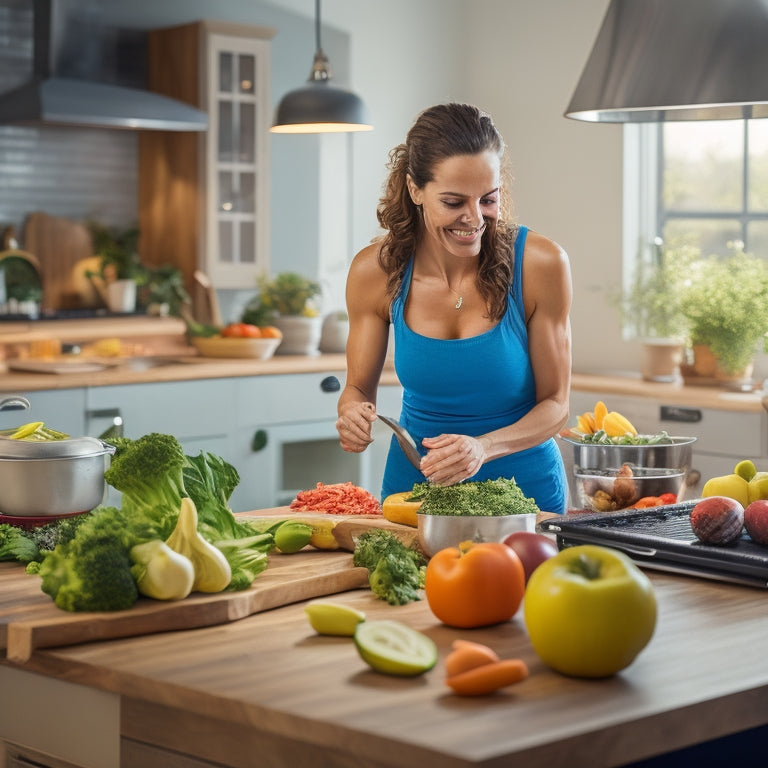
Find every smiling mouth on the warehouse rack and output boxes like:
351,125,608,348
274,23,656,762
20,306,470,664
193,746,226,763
448,224,486,238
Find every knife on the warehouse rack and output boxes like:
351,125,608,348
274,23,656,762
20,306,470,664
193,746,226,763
377,414,423,471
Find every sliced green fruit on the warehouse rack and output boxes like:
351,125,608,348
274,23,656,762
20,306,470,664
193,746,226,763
305,600,366,636
735,459,757,482
9,421,44,440
354,620,437,676
274,521,313,553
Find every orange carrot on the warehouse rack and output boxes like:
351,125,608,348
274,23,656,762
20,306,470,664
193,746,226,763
444,640,500,677
446,658,529,696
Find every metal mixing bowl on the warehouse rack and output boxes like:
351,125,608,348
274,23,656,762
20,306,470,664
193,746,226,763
559,435,697,512
417,513,536,557
0,436,115,517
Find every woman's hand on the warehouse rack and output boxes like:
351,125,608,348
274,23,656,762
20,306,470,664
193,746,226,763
420,434,488,486
336,401,376,453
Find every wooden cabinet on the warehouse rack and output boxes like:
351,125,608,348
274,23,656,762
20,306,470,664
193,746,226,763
139,21,275,302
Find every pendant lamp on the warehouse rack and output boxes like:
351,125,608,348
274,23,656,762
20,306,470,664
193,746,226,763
270,0,373,133
565,0,768,123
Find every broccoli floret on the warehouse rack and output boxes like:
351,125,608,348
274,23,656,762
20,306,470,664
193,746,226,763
353,530,427,606
104,433,188,523
0,523,40,563
369,552,424,606
35,506,140,612
28,514,91,556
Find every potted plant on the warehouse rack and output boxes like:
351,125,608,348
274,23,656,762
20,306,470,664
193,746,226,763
616,239,696,381
242,272,322,355
680,241,768,382
87,223,144,313
139,264,190,317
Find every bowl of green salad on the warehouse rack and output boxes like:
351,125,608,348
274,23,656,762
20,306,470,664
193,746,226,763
414,478,538,557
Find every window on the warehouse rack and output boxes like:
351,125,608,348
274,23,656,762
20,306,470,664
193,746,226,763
623,119,768,323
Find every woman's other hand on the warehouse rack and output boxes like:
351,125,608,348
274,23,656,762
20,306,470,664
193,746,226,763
336,401,376,453
420,433,488,485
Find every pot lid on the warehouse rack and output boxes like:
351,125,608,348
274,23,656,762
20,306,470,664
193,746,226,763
0,435,114,459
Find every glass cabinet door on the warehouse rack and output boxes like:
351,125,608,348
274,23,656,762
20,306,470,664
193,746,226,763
205,32,271,287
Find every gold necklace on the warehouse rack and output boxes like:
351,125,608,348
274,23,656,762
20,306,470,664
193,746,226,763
447,275,465,309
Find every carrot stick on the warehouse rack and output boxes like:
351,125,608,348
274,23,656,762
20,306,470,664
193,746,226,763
444,640,500,677
446,658,529,696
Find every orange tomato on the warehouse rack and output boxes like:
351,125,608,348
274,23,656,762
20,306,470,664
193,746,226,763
424,541,525,628
222,323,261,338
259,325,283,339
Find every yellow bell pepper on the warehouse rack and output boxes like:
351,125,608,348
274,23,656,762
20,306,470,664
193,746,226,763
602,411,638,438
701,473,750,507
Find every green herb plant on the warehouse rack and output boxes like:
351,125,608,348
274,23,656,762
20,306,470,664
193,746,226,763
680,242,768,375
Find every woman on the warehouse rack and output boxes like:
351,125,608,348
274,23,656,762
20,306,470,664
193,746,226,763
335,103,572,514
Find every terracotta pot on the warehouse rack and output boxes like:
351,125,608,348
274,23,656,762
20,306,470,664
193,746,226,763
682,344,754,386
641,339,684,382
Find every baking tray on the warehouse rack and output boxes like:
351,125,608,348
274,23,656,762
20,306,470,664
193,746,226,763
538,501,768,588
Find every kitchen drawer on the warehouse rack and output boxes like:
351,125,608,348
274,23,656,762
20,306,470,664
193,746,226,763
660,406,765,458
235,372,346,426
85,380,236,441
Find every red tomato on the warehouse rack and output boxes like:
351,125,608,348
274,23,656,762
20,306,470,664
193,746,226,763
424,541,525,628
503,531,558,583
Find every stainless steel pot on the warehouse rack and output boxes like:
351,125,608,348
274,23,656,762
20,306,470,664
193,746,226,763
0,436,115,517
559,435,697,512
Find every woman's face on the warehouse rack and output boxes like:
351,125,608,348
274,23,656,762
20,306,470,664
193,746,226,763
408,150,500,259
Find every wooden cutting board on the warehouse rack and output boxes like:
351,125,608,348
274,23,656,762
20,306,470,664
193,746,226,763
0,550,369,663
22,212,101,310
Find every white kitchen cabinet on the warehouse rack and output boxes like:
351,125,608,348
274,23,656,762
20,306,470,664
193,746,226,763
231,373,403,511
140,21,275,299
85,380,237,506
567,389,768,500
0,389,86,437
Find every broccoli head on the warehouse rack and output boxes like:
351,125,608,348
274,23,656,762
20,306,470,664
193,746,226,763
38,538,138,612
104,433,187,524
34,506,140,612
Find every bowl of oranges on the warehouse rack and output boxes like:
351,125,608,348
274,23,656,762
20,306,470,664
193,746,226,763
191,323,283,359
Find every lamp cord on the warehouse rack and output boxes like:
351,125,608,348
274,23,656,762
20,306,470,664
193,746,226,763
315,0,322,53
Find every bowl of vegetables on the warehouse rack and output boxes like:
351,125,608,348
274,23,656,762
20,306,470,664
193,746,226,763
413,478,539,557
191,335,282,359
560,433,697,512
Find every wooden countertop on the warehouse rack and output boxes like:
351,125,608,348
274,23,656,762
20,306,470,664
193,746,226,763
3,559,768,767
571,372,765,413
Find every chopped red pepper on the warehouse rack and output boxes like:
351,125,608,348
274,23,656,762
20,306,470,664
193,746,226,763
630,496,663,509
658,492,678,505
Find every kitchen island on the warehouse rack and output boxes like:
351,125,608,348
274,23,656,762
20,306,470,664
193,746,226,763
2,551,767,768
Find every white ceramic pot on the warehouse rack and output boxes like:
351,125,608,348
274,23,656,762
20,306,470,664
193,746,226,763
319,314,349,353
272,315,322,356
106,279,137,314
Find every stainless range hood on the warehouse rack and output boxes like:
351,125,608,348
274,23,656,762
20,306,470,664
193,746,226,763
565,0,768,123
0,0,207,132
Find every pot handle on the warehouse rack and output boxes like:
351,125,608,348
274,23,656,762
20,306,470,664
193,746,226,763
99,440,117,456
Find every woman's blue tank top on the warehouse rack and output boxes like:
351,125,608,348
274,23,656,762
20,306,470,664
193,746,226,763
382,225,568,513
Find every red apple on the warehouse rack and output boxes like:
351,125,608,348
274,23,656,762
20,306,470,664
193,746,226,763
690,496,744,545
503,531,559,583
744,500,768,546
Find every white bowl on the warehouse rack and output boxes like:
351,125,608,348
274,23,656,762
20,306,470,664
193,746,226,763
192,336,281,359
417,513,536,557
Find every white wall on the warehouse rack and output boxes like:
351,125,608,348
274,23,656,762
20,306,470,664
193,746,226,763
272,0,637,374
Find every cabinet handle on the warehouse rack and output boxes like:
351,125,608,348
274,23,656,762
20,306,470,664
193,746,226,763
660,405,702,423
320,375,340,393
86,408,124,440
252,428,268,452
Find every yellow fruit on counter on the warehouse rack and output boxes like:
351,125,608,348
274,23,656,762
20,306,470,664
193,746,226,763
701,474,750,507
382,492,423,527
748,471,768,503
